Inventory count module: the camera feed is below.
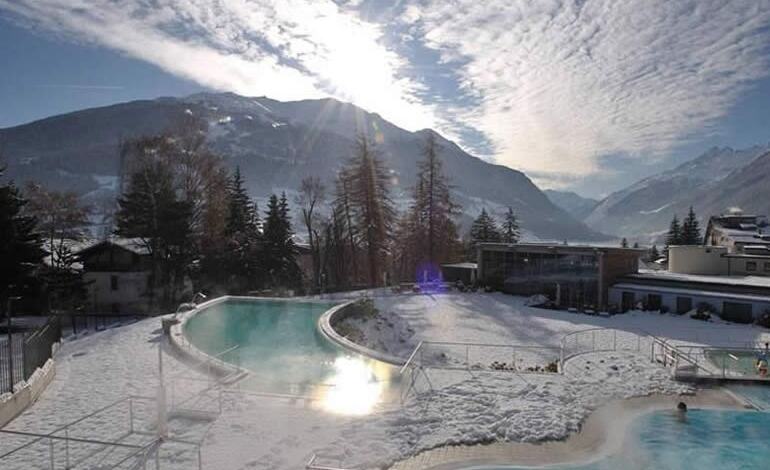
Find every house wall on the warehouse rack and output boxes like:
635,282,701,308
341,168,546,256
726,257,770,277
477,244,641,310
84,271,151,314
609,285,770,322
669,246,728,275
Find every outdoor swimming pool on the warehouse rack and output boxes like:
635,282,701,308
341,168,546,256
182,298,394,413
479,404,770,470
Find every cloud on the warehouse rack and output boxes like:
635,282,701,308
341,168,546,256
2,0,770,188
399,0,770,183
0,0,441,133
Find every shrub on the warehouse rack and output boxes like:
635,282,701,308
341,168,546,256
690,311,711,321
696,302,716,314
756,310,770,328
545,361,559,373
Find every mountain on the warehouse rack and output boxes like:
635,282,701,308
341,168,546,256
0,92,606,241
543,190,598,220
585,145,770,241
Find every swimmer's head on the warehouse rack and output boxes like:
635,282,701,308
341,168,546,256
677,402,688,412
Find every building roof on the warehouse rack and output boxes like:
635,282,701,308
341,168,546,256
630,270,770,289
478,242,643,255
75,237,151,257
441,262,478,270
612,282,770,304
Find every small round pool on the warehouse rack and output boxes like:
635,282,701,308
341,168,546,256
182,298,395,414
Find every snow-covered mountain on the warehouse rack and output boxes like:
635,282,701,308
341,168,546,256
543,190,598,220
585,145,770,241
0,92,606,241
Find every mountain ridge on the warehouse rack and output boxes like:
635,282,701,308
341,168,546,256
585,144,770,241
0,92,607,241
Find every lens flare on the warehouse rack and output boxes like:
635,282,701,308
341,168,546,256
322,356,383,415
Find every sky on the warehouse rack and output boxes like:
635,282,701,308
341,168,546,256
1,0,770,198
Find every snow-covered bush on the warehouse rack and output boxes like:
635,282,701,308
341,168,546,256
756,310,770,328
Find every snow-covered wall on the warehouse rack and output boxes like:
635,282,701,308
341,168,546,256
0,358,56,428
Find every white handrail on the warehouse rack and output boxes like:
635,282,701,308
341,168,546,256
399,341,423,374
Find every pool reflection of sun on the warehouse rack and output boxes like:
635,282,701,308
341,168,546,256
322,357,383,415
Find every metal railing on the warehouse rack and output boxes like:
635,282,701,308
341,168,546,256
655,341,770,381
306,453,355,470
559,327,648,369
414,340,561,373
63,312,145,337
1,316,61,394
0,392,204,470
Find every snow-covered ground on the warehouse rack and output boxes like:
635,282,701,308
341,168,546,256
3,292,766,469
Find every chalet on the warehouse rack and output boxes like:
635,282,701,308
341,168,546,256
75,238,153,314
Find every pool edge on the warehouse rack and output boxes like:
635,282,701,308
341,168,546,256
168,295,247,378
317,300,406,367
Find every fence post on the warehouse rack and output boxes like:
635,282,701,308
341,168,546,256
465,345,469,368
129,398,134,433
65,426,70,469
49,436,55,470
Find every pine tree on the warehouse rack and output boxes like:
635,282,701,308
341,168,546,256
397,133,462,280
470,209,501,244
118,131,229,297
220,167,262,292
501,207,520,244
346,136,395,286
681,206,702,245
621,237,628,248
333,168,359,286
0,167,44,312
650,244,660,260
225,167,256,237
665,215,682,249
262,193,300,288
116,158,193,308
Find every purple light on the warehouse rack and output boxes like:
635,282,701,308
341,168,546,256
415,262,445,293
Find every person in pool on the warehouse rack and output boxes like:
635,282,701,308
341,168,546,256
755,343,769,377
676,402,688,422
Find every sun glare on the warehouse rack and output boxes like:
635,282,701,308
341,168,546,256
322,357,384,415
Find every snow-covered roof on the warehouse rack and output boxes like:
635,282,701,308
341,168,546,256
612,282,770,304
633,270,770,289
441,262,478,270
75,237,151,256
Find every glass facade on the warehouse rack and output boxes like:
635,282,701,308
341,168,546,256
481,248,601,309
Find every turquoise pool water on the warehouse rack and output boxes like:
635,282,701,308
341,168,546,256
479,406,770,470
183,299,394,413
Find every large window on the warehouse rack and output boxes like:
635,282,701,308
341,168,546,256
722,302,753,324
497,250,600,308
676,296,692,314
647,294,662,311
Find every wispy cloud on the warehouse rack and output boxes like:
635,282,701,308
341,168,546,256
2,0,770,188
398,0,770,184
0,0,441,132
